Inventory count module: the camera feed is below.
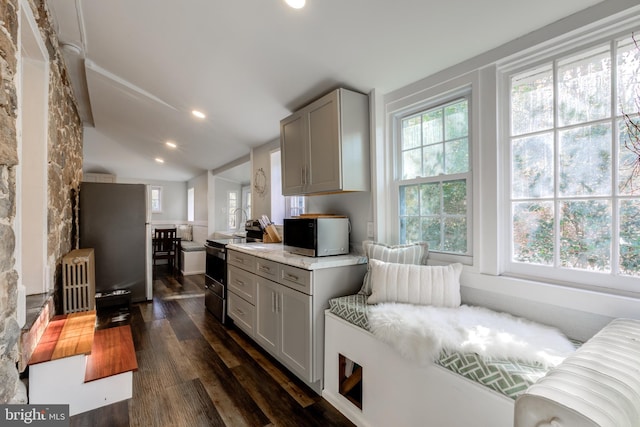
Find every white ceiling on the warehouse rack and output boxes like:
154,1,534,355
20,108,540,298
47,0,605,182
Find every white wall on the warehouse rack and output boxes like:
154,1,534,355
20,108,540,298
187,172,208,242
117,177,187,223
251,138,280,220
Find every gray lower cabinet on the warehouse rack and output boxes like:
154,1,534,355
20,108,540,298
255,275,312,381
226,248,366,393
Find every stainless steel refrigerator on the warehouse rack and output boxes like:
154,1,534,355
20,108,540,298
79,182,151,303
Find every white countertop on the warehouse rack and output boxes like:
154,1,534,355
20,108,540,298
226,242,367,270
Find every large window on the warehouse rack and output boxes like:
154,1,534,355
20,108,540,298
397,97,472,257
506,34,640,290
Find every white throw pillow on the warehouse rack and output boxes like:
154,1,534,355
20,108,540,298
367,259,462,307
359,240,429,295
177,224,193,241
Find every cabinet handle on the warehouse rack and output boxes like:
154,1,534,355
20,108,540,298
234,308,245,316
258,265,271,273
234,279,245,287
275,293,280,313
271,292,276,313
285,272,299,282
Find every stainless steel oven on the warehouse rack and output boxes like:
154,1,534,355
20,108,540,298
204,240,227,323
204,234,260,323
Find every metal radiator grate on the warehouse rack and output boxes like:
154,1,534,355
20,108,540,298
62,248,96,313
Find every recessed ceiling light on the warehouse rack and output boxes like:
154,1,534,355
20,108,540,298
165,141,177,149
285,0,305,8
191,110,206,119
155,158,164,164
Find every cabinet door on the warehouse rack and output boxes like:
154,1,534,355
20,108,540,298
279,285,312,381
280,112,306,196
307,90,341,194
254,277,279,355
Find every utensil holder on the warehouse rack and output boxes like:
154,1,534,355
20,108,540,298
263,224,281,243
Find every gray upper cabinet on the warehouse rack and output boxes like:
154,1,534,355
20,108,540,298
280,88,370,196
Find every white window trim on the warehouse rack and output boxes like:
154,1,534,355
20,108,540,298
497,18,640,296
385,71,481,267
150,185,162,213
187,187,194,222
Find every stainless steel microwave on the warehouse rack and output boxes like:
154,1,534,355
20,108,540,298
283,217,349,257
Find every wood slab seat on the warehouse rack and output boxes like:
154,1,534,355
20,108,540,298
28,310,138,416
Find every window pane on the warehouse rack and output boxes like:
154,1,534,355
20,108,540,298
445,138,468,174
400,216,421,243
559,124,612,197
422,109,443,144
511,65,553,136
402,116,422,149
560,200,611,271
443,180,466,215
512,202,554,265
420,183,440,215
400,185,419,216
402,148,422,179
421,217,441,250
512,133,554,199
620,200,640,277
558,47,611,126
423,144,443,176
444,100,468,140
617,36,640,116
443,217,466,253
619,117,640,196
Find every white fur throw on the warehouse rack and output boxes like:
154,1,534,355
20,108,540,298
367,259,462,307
368,303,575,368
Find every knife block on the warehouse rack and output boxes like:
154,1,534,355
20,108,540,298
263,224,281,243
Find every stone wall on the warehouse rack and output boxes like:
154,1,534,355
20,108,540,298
0,0,82,403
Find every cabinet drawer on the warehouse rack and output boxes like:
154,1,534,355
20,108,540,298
228,292,255,337
227,250,256,273
255,258,280,282
228,265,256,304
280,264,311,295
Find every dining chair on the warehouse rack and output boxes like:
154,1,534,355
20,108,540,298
152,228,178,273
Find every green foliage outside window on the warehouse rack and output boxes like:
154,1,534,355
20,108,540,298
510,34,640,278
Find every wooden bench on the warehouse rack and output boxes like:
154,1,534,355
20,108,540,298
28,310,138,416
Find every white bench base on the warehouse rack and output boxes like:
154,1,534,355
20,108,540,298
323,311,514,427
180,249,205,275
29,355,132,416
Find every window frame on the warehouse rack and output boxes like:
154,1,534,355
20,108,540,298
150,186,162,213
390,85,476,266
228,190,239,230
499,30,640,294
187,187,194,222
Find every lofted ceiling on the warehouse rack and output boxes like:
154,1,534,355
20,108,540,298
47,0,605,182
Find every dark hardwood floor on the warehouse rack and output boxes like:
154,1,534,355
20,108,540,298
70,266,355,427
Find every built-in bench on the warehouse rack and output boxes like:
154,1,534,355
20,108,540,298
180,240,205,275
28,310,137,416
